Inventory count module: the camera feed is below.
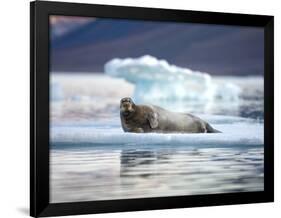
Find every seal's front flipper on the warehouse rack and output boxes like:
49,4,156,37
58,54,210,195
147,112,158,129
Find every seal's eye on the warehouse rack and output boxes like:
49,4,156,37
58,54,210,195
121,98,132,104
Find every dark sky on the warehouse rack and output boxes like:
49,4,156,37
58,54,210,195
50,16,264,75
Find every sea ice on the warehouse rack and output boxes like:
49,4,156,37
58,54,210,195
51,115,263,148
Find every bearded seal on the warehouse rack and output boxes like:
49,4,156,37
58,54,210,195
120,97,221,134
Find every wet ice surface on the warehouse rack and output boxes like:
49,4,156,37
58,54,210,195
50,73,264,203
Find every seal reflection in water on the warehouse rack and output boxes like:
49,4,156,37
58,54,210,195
120,97,221,134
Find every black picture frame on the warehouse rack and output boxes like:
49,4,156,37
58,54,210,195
30,1,274,217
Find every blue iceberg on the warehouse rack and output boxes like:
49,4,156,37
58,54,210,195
105,55,241,104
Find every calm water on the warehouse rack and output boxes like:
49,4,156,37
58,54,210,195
50,76,264,203
50,145,263,202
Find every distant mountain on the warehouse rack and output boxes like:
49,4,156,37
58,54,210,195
50,18,264,75
50,16,94,40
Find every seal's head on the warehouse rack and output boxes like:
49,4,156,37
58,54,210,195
120,97,136,116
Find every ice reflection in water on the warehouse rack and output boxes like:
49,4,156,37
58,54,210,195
50,146,263,203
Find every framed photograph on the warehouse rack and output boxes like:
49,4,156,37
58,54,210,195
30,1,274,217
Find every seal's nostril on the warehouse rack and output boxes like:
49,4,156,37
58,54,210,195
123,102,130,107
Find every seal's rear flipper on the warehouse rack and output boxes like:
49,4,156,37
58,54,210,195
206,123,221,133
